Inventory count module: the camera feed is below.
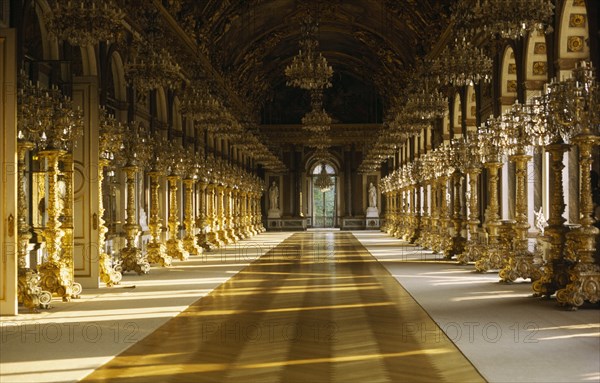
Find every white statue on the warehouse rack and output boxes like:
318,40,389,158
368,182,377,208
534,207,548,235
269,181,279,210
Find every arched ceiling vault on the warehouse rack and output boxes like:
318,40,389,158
155,0,454,126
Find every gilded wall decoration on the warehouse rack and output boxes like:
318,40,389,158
573,0,585,7
534,42,546,55
507,80,517,93
567,36,584,52
508,63,517,74
569,14,586,28
533,61,548,75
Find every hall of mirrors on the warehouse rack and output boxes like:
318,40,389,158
0,0,599,317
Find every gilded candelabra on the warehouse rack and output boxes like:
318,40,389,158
416,153,435,248
145,135,171,267
225,185,239,243
17,142,52,310
195,178,211,251
446,141,467,258
182,151,203,256
59,153,79,295
410,159,423,243
498,103,543,282
456,132,483,264
165,141,189,261
98,109,123,284
205,182,221,248
555,61,600,309
475,118,507,272
117,122,151,274
37,90,83,301
379,178,389,233
532,80,581,297
16,73,52,310
256,180,266,233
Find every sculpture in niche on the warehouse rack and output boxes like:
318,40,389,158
269,181,279,210
368,182,377,208
268,180,281,219
366,182,379,219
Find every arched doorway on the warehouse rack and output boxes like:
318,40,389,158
311,162,337,228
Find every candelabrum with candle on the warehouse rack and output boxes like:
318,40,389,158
411,157,425,245
391,172,402,239
379,177,390,233
145,133,171,267
416,153,435,248
164,141,190,261
16,72,53,310
408,160,422,243
98,108,124,285
475,117,509,273
195,155,212,251
116,122,152,274
554,61,600,309
447,138,468,259
456,131,484,264
405,164,417,242
204,156,223,248
380,176,391,235
532,92,575,297
224,166,239,244
432,146,453,256
498,102,543,283
256,177,266,233
182,148,203,256
233,169,246,240
37,88,84,301
395,168,407,240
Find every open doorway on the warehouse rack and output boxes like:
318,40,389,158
312,163,336,228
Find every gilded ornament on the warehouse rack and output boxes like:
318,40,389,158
567,36,584,52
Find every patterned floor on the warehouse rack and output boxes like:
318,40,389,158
82,232,485,383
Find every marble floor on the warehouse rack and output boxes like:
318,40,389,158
82,232,483,383
1,231,598,383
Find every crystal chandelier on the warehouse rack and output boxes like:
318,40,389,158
181,81,242,137
116,122,153,169
285,12,333,90
402,60,447,121
180,81,222,124
478,0,554,40
18,71,83,151
302,90,332,133
314,163,334,192
40,90,84,152
99,107,124,161
302,109,332,132
477,116,507,164
545,60,600,139
45,0,125,46
17,71,52,145
125,40,181,96
403,88,447,121
434,37,492,87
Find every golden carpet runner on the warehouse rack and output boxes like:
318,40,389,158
82,232,485,383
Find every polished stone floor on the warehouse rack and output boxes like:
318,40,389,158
81,232,484,383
